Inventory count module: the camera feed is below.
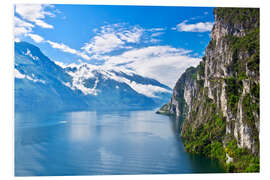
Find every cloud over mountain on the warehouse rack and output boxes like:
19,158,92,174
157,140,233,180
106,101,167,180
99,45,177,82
14,5,208,88
15,4,55,29
100,45,200,87
81,23,144,56
174,20,214,32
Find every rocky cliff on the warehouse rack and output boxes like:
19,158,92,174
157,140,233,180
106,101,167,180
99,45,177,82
157,66,197,117
158,8,260,172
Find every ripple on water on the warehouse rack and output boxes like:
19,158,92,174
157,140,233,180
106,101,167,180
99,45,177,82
15,110,225,176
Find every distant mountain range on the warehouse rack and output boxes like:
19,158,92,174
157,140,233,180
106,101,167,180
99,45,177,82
14,41,172,112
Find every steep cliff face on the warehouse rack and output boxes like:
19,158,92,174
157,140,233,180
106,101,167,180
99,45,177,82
158,8,260,172
157,67,197,118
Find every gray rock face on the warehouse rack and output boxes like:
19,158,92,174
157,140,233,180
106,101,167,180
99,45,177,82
158,8,259,155
157,67,197,119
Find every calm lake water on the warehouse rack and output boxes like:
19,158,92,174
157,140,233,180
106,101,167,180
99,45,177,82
15,110,225,176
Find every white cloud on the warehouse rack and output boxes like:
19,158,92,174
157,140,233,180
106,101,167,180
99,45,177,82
54,61,81,69
15,4,54,29
14,16,34,37
101,46,200,87
14,4,57,40
28,33,44,43
14,27,90,60
60,44,200,88
81,23,169,57
148,38,161,44
46,40,90,60
82,33,125,55
82,23,144,56
103,69,171,97
34,19,53,29
117,27,143,43
175,20,214,32
145,27,166,44
62,44,200,88
47,40,77,54
54,61,68,68
126,81,170,98
151,32,164,37
148,28,166,32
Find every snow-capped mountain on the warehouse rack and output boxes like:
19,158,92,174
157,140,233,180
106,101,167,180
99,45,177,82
14,41,172,112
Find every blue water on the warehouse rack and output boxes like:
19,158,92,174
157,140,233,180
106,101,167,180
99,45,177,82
15,110,225,176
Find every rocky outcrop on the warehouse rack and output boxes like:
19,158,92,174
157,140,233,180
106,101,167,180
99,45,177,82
156,67,197,118
158,8,260,172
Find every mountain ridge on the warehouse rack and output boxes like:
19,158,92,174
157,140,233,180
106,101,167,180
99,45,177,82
15,41,172,112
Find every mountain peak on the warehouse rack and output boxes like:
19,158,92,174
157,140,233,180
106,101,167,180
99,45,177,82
15,41,51,63
15,41,172,111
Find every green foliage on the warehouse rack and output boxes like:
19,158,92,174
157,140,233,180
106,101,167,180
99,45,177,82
197,61,205,77
191,72,197,81
242,92,260,155
242,94,255,125
176,96,188,118
182,95,259,172
208,39,216,49
230,28,259,55
180,7,260,173
238,72,247,81
197,80,204,89
209,141,226,161
245,161,260,172
248,52,259,72
251,82,260,100
214,8,259,27
215,115,223,127
156,103,172,115
226,162,235,172
186,67,197,81
225,77,242,114
182,100,226,161
225,139,260,172
225,27,259,76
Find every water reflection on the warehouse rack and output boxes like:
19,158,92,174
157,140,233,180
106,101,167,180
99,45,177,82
68,111,95,142
15,110,225,176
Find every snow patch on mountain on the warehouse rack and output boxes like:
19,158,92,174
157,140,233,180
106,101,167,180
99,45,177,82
24,49,39,61
64,64,99,95
105,68,170,97
15,68,45,84
14,68,25,79
64,63,171,97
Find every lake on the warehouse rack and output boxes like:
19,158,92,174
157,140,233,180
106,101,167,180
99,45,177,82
15,110,225,176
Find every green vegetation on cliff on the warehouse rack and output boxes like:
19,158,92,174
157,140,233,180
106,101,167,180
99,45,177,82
159,7,260,173
225,138,260,172
214,8,259,26
181,79,260,172
181,94,227,167
225,27,259,76
183,8,259,172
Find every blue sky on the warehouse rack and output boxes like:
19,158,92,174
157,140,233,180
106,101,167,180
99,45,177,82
14,4,214,87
